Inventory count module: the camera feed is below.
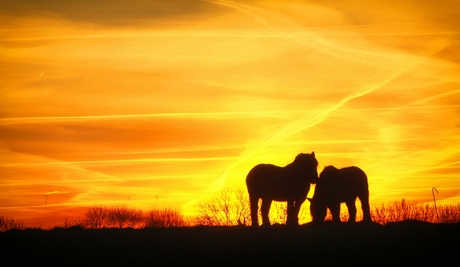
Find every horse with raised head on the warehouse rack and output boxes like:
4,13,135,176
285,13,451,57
246,152,319,226
308,165,372,223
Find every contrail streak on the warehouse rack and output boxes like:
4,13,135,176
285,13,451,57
411,88,460,105
0,111,307,125
0,156,235,168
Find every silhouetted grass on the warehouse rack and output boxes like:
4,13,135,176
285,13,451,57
58,204,190,229
437,204,460,223
78,204,143,229
144,207,189,227
371,199,460,224
2,199,460,232
195,186,460,225
0,215,25,231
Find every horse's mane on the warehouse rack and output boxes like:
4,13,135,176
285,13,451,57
285,153,318,173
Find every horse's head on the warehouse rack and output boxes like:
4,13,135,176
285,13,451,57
308,166,341,223
292,151,319,184
319,165,339,181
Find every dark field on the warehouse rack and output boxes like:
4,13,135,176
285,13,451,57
1,221,459,266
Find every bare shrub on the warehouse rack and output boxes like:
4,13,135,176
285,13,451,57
195,186,302,226
145,208,188,227
271,202,287,224
371,203,389,225
107,203,143,228
412,203,433,222
84,206,109,229
437,204,460,223
77,204,190,229
372,199,440,224
196,187,251,226
234,187,251,225
0,215,26,231
80,204,144,228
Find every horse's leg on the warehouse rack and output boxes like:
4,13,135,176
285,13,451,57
330,203,341,223
261,199,272,226
286,200,294,226
249,195,259,227
346,199,357,223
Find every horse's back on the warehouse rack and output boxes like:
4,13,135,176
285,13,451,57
247,163,281,176
339,166,368,186
246,164,282,187
338,166,369,197
317,166,368,199
246,163,295,199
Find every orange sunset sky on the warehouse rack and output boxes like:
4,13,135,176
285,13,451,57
1,0,460,227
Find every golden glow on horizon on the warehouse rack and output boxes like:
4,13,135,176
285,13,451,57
1,0,459,226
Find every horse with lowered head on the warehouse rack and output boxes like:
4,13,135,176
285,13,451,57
246,152,319,226
308,165,372,223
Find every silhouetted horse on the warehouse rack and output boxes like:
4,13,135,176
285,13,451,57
308,166,371,223
246,152,318,226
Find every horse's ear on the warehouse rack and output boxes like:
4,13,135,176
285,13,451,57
311,151,315,157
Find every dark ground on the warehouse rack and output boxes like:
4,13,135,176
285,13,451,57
1,220,459,266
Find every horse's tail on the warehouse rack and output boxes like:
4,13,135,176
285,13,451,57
359,171,372,222
360,189,371,222
248,194,259,227
246,173,259,227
